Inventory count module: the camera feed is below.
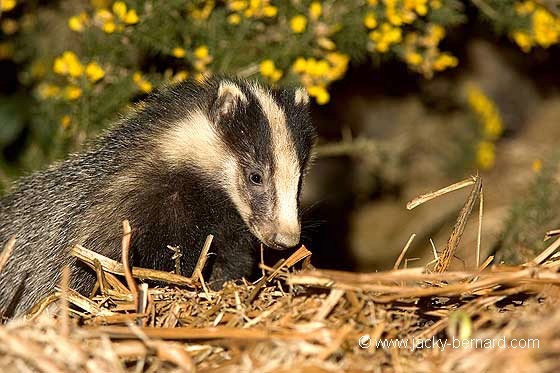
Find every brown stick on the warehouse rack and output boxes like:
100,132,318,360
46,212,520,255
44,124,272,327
121,220,138,308
59,265,71,338
434,176,482,273
71,245,195,287
406,177,476,210
394,233,416,270
89,325,335,342
191,234,213,281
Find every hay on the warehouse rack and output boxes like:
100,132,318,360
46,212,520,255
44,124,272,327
1,177,560,372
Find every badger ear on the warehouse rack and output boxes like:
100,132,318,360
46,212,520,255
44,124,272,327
212,81,247,121
294,87,309,106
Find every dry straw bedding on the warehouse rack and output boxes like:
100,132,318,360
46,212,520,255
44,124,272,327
1,177,559,372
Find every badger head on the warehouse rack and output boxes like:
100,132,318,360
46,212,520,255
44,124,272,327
160,78,316,250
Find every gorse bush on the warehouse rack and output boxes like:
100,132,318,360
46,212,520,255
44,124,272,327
0,0,559,186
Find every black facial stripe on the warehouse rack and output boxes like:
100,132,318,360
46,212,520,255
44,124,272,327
214,95,274,168
270,89,316,170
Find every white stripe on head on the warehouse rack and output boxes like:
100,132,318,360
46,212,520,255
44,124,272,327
158,108,252,221
249,84,301,236
218,81,248,104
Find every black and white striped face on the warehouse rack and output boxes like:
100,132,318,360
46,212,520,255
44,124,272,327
161,79,315,250
214,80,315,249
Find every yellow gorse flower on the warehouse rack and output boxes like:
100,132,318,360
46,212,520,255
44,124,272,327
532,7,559,47
226,0,277,22
133,72,153,93
364,13,378,29
433,53,458,71
194,45,209,59
384,0,428,26
228,14,241,24
259,60,283,82
112,1,139,24
263,5,277,17
64,85,83,100
325,52,350,80
1,0,16,12
189,0,215,21
510,2,560,52
515,0,535,15
112,1,127,19
68,13,88,32
53,51,84,78
369,22,402,52
172,70,189,82
92,2,138,33
290,15,307,33
476,141,495,170
291,52,349,105
401,25,457,77
467,85,503,140
512,31,532,52
405,51,423,66
172,47,186,58
307,85,329,105
467,85,504,170
309,2,322,20
229,1,247,12
193,46,213,73
85,61,105,82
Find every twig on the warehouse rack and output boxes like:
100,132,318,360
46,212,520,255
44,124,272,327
121,220,138,308
93,259,109,296
531,235,560,265
434,176,482,273
71,245,195,287
167,245,183,276
477,189,484,268
313,288,345,321
430,238,439,260
479,256,494,271
89,325,336,342
191,234,213,281
544,228,560,241
406,177,476,210
394,234,416,270
59,266,71,338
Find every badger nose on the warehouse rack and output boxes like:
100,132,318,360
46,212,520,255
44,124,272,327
273,232,300,249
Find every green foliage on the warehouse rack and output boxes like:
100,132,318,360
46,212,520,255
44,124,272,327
497,156,560,264
0,0,559,186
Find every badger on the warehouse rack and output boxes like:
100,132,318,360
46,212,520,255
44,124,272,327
0,77,316,317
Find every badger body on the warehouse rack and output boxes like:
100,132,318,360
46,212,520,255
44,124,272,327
0,78,316,317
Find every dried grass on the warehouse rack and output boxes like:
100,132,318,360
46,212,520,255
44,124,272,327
1,176,560,372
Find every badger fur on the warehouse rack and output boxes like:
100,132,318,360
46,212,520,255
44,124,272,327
0,77,316,317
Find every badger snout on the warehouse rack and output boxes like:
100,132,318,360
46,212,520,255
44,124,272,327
265,219,301,250
272,230,300,249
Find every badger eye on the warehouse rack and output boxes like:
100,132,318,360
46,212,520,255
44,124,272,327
249,172,263,185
